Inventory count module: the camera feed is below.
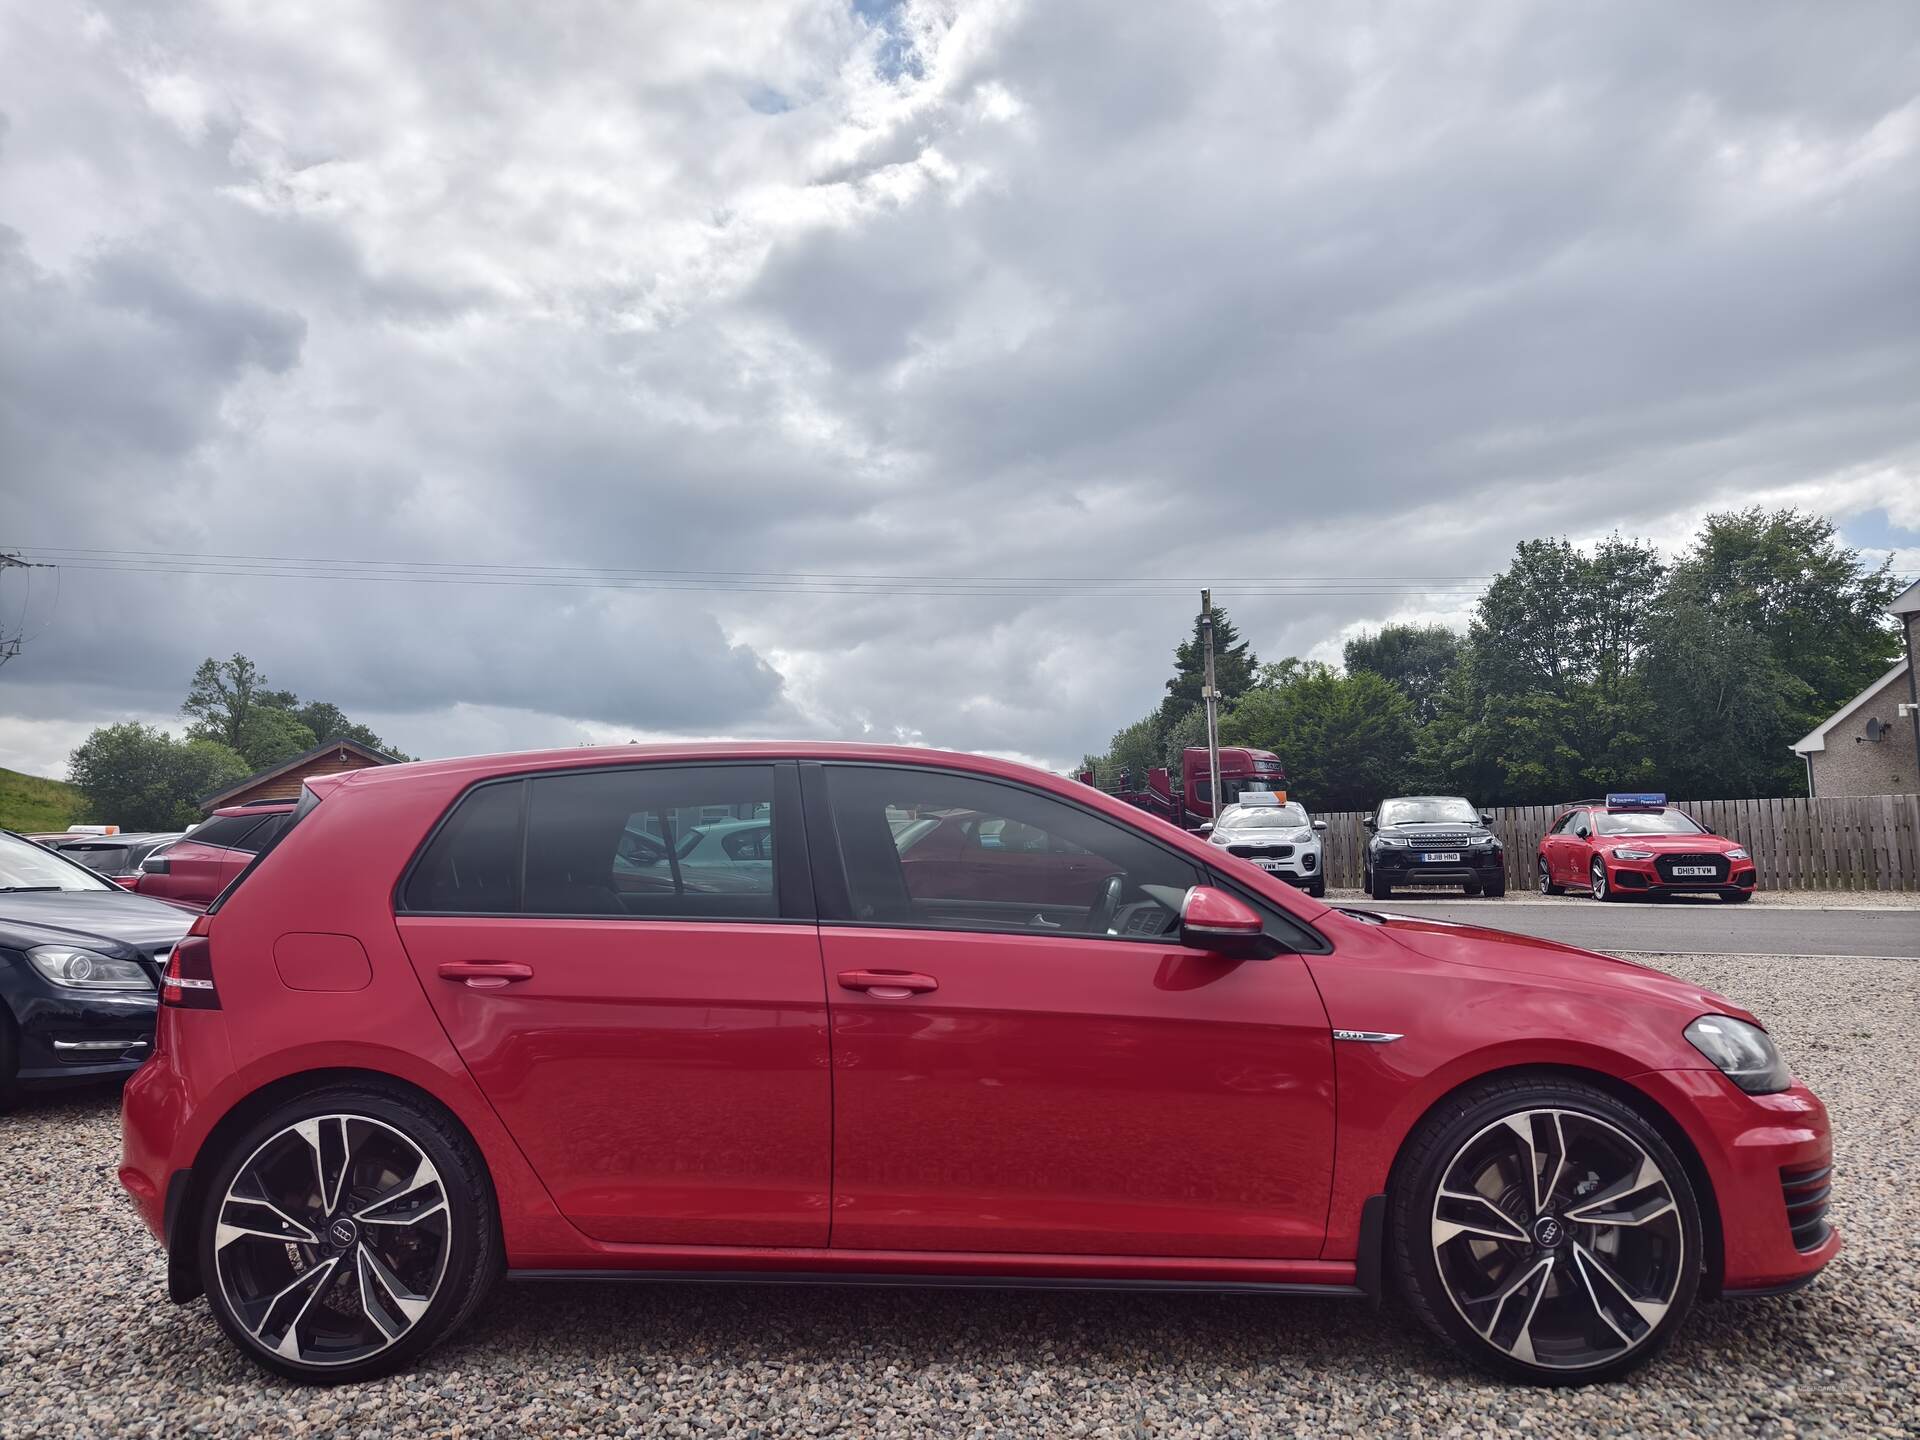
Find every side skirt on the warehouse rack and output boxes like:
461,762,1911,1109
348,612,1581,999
508,1268,1364,1297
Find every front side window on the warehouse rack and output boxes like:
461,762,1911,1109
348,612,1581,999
823,766,1200,939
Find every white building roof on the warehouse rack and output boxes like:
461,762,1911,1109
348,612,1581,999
1892,577,1920,616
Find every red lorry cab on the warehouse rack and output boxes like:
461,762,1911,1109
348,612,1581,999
1086,747,1285,831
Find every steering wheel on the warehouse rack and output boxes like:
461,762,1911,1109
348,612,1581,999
1085,874,1125,935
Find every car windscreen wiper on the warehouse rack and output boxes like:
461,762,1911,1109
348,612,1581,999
0,885,66,892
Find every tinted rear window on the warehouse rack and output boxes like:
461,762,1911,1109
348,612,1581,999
188,814,268,850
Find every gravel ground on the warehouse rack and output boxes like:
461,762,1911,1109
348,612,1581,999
1324,888,1920,910
3,953,1915,1439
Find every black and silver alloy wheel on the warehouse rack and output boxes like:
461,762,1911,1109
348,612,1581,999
1431,1109,1685,1372
1590,858,1611,902
214,1114,449,1366
199,1085,498,1383
1392,1078,1701,1384
1537,857,1561,897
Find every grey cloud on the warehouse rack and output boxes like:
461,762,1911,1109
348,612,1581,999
3,0,1918,773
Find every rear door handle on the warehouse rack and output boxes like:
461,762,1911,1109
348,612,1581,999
836,969,938,998
437,961,534,990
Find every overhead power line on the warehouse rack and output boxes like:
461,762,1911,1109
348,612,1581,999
3,546,1505,600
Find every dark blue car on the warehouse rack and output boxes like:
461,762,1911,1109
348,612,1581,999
0,830,190,1103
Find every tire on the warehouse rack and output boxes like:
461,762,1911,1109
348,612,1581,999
1487,876,1507,898
1537,858,1561,897
1307,878,1326,898
1368,866,1393,901
1463,883,1482,897
1721,888,1751,904
1389,1074,1702,1385
197,1083,501,1384
1590,859,1618,902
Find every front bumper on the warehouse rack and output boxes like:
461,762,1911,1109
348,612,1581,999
1603,857,1757,894
1228,847,1323,886
1,968,157,1086
1630,1070,1840,1294
1372,849,1505,885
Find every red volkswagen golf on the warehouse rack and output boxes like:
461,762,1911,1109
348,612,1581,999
119,745,1836,1386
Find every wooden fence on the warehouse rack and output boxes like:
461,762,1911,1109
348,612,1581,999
1311,794,1920,892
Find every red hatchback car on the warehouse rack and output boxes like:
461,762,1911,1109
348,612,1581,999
128,801,298,911
119,746,1835,1386
1538,794,1758,903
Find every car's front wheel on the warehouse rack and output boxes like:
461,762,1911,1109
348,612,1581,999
1389,1076,1702,1385
198,1083,500,1384
1590,859,1618,902
1368,865,1393,901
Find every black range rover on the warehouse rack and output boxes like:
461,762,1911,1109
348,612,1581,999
1362,795,1506,899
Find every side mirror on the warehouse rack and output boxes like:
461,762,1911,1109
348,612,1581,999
1312,819,1327,832
1479,810,1493,826
1179,886,1271,959
1362,815,1376,831
1196,821,1214,835
142,856,171,875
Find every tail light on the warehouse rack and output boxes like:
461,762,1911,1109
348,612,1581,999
160,915,220,1010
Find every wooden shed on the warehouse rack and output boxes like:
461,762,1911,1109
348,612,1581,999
198,738,399,813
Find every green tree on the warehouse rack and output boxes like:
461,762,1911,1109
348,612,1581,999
293,700,406,758
237,707,318,769
183,654,274,752
1220,666,1418,812
1091,712,1165,787
1639,602,1810,797
1665,508,1899,726
1343,623,1463,724
1161,704,1211,771
1159,606,1258,727
67,724,250,831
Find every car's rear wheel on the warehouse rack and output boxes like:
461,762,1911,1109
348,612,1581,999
1537,858,1561,897
1390,1076,1701,1385
198,1084,500,1384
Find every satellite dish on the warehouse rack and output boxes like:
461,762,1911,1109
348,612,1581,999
1866,718,1887,741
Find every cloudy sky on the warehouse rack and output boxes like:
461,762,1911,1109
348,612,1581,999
3,0,1918,778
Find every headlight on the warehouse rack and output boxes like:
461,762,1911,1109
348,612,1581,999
1611,847,1656,861
1374,836,1408,848
1685,1015,1791,1094
1726,848,1750,861
26,945,154,991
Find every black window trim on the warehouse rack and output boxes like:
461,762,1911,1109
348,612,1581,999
393,759,814,924
800,758,1329,950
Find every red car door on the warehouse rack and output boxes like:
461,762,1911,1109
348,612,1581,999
811,762,1336,1258
1564,807,1596,886
395,762,832,1247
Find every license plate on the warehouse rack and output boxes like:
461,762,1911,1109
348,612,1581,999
1256,859,1287,871
1672,865,1717,877
1421,852,1461,863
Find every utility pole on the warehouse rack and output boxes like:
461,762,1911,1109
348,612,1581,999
1200,589,1221,825
0,553,53,669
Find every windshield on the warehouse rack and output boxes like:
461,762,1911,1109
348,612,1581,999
1595,808,1704,836
1377,797,1479,826
0,831,116,891
1223,804,1309,829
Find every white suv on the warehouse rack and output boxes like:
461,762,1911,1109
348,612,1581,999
1205,796,1327,897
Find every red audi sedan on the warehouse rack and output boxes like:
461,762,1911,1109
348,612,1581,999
119,745,1835,1386
1538,794,1758,903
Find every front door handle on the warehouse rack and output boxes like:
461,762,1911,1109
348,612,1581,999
437,961,534,990
836,969,938,998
